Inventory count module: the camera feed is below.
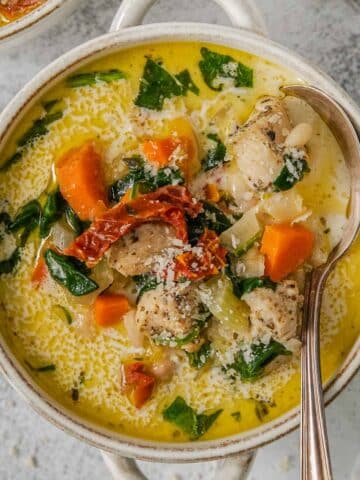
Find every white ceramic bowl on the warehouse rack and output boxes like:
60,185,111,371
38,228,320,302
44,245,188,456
0,0,77,48
0,0,359,478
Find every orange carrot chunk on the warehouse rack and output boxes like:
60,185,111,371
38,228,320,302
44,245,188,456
122,362,155,409
205,183,220,203
56,141,107,221
94,293,131,328
143,138,178,167
31,256,48,287
260,223,315,282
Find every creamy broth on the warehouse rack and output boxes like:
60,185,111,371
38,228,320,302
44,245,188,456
0,42,358,442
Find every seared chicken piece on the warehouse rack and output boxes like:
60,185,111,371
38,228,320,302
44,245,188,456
242,279,302,341
107,224,177,276
136,284,202,343
233,97,293,191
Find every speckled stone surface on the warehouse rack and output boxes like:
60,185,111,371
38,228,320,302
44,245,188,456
0,0,359,479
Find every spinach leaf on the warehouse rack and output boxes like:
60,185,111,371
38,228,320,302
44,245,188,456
42,98,61,113
231,411,241,422
25,361,56,372
199,47,253,91
44,249,98,296
150,167,184,190
163,396,222,439
202,133,227,171
8,200,41,233
64,205,88,236
225,268,276,299
273,152,310,191
109,155,184,203
0,212,11,228
1,109,62,171
133,273,160,301
227,339,291,382
187,201,232,245
255,401,270,421
18,111,63,148
234,231,262,257
39,190,65,238
66,69,125,88
0,248,20,275
0,152,22,171
187,341,212,369
135,58,183,111
175,69,200,95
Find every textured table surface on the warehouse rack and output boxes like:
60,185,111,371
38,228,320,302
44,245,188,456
0,0,359,479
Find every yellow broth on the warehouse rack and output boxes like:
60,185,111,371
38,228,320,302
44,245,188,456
0,42,358,442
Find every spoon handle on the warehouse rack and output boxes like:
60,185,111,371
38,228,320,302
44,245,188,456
301,269,333,480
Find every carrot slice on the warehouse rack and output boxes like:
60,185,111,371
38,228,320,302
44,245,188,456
56,141,107,221
143,138,178,167
122,362,155,409
94,293,131,327
205,183,220,202
260,223,315,282
31,256,48,287
143,118,199,180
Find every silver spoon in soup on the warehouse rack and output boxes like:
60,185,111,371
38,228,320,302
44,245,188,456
282,85,360,480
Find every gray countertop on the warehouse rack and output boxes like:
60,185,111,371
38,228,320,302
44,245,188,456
0,1,359,479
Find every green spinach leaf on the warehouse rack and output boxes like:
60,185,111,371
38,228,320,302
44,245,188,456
64,205,88,236
135,58,183,111
227,339,291,382
39,190,65,238
202,133,227,171
18,111,63,148
44,249,98,296
0,248,21,275
163,396,222,439
25,361,56,372
133,273,160,301
109,155,184,203
187,341,212,369
175,69,200,95
0,212,11,228
199,47,253,91
273,152,310,191
225,268,276,299
187,201,232,245
66,69,125,88
1,109,63,171
8,200,41,233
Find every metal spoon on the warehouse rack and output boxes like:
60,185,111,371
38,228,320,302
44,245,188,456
281,85,360,480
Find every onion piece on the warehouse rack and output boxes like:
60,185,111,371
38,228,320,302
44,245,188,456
123,309,144,348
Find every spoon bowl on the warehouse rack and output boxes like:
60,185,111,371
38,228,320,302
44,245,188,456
282,84,360,480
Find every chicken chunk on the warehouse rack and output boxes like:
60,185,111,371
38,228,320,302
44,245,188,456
107,224,177,276
233,97,293,191
242,279,302,341
136,283,202,343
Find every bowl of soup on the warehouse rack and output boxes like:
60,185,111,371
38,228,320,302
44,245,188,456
0,0,75,46
0,0,359,473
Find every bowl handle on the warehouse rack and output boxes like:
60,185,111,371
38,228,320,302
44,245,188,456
109,0,267,36
101,450,256,480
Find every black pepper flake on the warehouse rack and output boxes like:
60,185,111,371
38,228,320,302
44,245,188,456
266,130,276,141
71,388,79,401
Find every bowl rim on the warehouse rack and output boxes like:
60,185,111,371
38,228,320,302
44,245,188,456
0,0,70,43
0,21,359,463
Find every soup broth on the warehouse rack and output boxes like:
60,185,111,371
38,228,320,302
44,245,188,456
0,42,358,442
